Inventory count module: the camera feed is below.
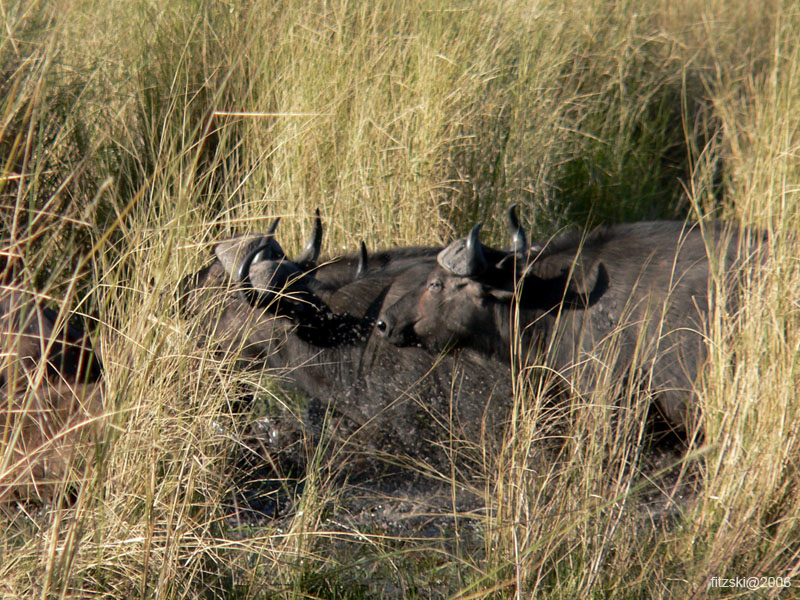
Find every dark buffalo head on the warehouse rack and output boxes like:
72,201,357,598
377,205,538,353
377,226,501,349
208,210,337,322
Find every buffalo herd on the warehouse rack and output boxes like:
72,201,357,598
2,206,762,503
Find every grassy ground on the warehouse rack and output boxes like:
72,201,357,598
1,0,799,597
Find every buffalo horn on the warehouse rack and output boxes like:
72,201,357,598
263,217,287,259
235,216,286,284
236,241,278,287
465,224,488,274
508,203,528,255
295,208,323,269
247,216,286,265
355,241,368,279
437,223,488,277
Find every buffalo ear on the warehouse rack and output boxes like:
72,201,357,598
484,287,516,302
565,258,603,296
526,254,602,295
495,252,520,271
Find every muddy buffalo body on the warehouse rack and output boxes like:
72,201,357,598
0,274,103,502
377,214,763,431
181,217,514,476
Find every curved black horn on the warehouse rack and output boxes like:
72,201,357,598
508,203,528,255
465,223,488,275
236,241,278,305
295,208,323,268
248,216,287,264
355,241,368,279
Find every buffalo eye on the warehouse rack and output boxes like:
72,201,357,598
428,279,443,293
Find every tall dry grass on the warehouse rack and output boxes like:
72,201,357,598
0,0,798,597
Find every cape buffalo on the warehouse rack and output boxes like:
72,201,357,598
377,210,762,430
180,216,514,477
1,270,103,502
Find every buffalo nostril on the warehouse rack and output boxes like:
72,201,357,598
376,319,388,336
